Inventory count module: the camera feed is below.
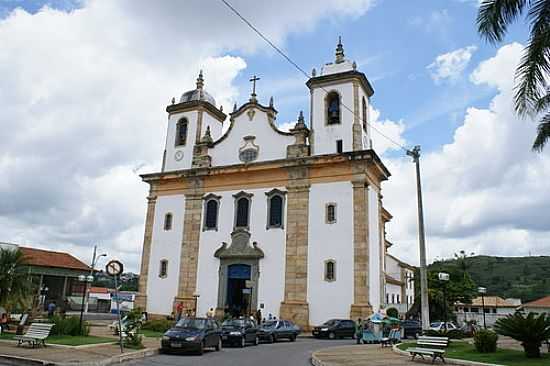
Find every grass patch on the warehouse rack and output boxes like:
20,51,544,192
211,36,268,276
47,335,115,346
0,332,16,340
140,329,164,338
398,341,550,366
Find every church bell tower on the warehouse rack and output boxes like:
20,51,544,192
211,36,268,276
307,38,374,156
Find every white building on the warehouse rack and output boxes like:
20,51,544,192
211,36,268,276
455,296,520,327
136,41,397,330
384,251,415,317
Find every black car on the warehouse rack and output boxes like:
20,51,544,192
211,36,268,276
312,319,356,339
161,318,222,355
221,318,259,347
257,320,300,343
401,320,422,339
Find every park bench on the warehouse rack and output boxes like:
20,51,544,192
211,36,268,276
380,328,401,347
14,323,54,348
406,336,449,364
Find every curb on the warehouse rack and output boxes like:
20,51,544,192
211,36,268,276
0,348,159,366
391,344,506,366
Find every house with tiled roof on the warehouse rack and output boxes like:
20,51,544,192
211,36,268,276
1,242,90,311
520,295,550,315
455,296,520,327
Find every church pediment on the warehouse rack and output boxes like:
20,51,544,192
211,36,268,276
214,228,264,259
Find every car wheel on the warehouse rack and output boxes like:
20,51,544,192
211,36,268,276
198,341,204,355
254,336,259,346
268,334,274,344
273,334,278,343
240,336,246,348
328,332,336,340
215,337,222,351
290,335,296,342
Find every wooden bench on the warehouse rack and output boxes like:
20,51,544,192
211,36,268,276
381,329,400,347
406,336,449,364
14,323,54,348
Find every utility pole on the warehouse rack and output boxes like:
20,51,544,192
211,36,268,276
407,145,430,331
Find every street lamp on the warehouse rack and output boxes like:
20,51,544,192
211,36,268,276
84,250,107,313
192,292,200,317
78,246,107,334
438,272,450,331
478,287,487,329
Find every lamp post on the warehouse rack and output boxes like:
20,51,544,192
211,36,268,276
192,292,200,317
478,287,487,329
84,246,107,313
438,272,450,331
78,246,107,334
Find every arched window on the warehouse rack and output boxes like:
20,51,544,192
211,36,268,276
159,259,168,278
362,97,367,131
326,203,337,224
324,260,336,282
164,213,173,231
203,194,220,231
175,118,188,146
233,191,253,230
266,189,286,229
326,92,340,125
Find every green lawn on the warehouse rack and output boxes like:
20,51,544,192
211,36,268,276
140,329,164,338
398,341,550,366
0,332,114,346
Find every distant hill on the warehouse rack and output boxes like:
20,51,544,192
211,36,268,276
428,255,550,303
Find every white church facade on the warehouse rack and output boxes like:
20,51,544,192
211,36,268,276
135,41,409,329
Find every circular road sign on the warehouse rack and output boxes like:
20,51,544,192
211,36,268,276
105,260,124,276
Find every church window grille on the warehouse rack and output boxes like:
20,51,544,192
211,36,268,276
239,148,258,163
266,189,286,229
326,92,341,125
362,97,367,131
205,200,219,230
175,118,188,146
164,213,173,231
233,191,253,230
324,260,336,282
336,140,343,153
326,203,337,224
159,259,168,278
391,294,395,304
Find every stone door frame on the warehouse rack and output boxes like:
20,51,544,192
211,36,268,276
217,258,260,311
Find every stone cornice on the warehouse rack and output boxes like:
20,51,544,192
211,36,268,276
306,70,374,97
166,100,226,122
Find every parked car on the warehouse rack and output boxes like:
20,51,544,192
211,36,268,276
257,320,300,343
429,321,457,331
312,319,356,339
221,318,259,347
161,317,222,355
401,320,422,339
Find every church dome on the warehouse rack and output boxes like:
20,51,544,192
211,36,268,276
179,89,216,106
179,70,216,106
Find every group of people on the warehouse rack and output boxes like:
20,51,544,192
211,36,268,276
173,302,274,325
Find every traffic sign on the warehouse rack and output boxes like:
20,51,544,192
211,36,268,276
105,260,123,276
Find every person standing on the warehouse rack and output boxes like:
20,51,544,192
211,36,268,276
255,308,262,325
47,301,56,318
355,318,363,344
176,302,183,321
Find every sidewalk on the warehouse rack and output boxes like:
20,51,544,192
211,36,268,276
311,344,410,366
0,337,159,366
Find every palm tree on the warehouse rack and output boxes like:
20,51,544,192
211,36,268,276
477,0,550,151
494,312,550,358
0,247,32,311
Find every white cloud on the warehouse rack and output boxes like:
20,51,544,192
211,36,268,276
370,107,407,155
428,45,477,83
385,42,550,265
0,0,375,271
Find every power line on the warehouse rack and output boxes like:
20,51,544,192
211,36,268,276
220,0,409,152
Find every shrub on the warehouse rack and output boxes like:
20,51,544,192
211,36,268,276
386,308,399,319
50,315,89,336
123,309,143,349
474,329,498,353
141,319,174,333
495,312,550,358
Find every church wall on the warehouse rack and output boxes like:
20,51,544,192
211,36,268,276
164,111,198,172
368,186,382,312
307,181,354,325
210,110,293,167
195,187,286,318
146,194,185,315
311,84,354,156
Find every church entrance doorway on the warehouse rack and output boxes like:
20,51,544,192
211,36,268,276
226,264,251,317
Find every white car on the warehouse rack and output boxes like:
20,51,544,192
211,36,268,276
429,322,457,331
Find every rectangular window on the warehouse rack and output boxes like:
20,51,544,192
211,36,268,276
325,203,337,224
336,140,343,153
159,260,168,278
396,294,400,304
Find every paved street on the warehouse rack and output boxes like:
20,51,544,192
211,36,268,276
127,338,353,366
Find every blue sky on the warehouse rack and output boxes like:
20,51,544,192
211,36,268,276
1,0,547,271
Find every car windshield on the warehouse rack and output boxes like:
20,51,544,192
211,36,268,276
430,322,441,327
176,318,207,329
261,321,278,328
322,320,338,326
222,319,245,327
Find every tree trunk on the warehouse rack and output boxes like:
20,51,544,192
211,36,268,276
522,342,541,358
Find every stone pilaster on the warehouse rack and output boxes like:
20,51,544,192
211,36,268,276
280,166,310,330
195,110,204,144
175,180,204,314
379,194,385,307
349,177,372,320
135,194,157,310
352,81,363,151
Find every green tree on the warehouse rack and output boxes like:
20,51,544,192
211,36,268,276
494,312,550,358
0,247,32,311
477,0,550,151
